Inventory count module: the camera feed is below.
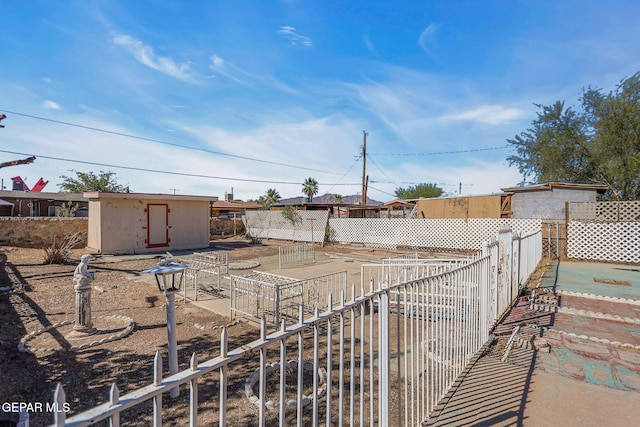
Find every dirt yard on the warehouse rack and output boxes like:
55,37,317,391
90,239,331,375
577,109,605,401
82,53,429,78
0,239,421,426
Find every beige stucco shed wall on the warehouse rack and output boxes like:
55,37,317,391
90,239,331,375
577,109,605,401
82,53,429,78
85,192,213,255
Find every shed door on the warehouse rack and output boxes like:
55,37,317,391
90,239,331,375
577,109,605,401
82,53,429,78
147,204,169,248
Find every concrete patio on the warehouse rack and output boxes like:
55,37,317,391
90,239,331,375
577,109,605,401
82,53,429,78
426,260,640,426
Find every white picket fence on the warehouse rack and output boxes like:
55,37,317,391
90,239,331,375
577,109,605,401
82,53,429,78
48,228,542,426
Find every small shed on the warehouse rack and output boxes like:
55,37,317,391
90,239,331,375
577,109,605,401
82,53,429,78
85,192,216,255
501,182,608,220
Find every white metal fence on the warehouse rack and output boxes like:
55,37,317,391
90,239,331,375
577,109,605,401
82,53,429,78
279,243,315,269
48,229,542,427
173,252,230,300
230,271,349,329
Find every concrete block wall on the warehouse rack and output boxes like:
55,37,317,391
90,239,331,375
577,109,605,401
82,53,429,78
0,217,88,248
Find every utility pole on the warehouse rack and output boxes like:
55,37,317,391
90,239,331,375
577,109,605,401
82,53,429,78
361,130,368,205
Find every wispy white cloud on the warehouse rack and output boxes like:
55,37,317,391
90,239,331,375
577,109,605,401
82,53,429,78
42,100,61,110
418,24,440,58
363,34,378,56
208,54,299,94
209,54,252,86
278,26,313,47
112,34,197,83
440,105,525,125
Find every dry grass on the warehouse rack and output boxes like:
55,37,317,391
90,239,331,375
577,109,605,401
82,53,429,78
42,232,85,265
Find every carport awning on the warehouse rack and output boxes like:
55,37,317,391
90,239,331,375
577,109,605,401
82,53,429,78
0,199,14,206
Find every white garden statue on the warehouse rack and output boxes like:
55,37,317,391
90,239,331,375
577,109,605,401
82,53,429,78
71,254,97,336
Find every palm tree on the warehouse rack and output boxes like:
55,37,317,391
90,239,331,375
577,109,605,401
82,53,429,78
333,194,343,204
264,188,281,208
302,177,319,203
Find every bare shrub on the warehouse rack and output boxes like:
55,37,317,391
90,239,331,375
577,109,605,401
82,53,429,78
43,232,85,264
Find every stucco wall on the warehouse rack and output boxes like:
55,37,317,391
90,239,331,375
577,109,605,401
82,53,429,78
0,217,88,248
511,188,598,219
87,196,210,254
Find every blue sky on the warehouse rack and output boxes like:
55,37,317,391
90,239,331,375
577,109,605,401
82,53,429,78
1,1,639,202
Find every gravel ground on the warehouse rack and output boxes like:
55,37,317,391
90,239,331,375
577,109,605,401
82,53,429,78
0,240,414,426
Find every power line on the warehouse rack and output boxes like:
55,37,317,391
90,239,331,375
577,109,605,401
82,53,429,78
367,184,396,198
0,149,360,186
366,154,401,188
0,109,340,175
369,146,508,156
324,155,362,194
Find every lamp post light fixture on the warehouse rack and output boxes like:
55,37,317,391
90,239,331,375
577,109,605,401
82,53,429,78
144,259,187,398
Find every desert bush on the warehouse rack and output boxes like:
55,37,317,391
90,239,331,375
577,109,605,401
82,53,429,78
55,202,79,217
43,232,85,264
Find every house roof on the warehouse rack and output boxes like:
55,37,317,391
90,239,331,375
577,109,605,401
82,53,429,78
212,200,262,209
83,192,218,202
500,182,609,193
0,190,87,202
382,199,413,207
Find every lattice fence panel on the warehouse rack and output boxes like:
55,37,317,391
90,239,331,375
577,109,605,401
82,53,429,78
244,210,329,243
568,221,640,263
327,218,541,250
569,201,640,222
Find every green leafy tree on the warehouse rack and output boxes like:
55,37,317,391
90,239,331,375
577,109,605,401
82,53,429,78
58,170,129,193
280,205,300,223
302,177,319,202
395,183,443,199
263,188,281,208
508,72,640,200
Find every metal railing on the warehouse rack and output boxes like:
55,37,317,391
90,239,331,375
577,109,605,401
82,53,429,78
230,271,348,329
279,243,315,269
173,252,230,300
48,228,542,427
363,258,470,289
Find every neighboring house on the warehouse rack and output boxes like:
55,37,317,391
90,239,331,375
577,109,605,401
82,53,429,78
502,182,608,220
85,192,217,255
381,199,415,217
271,201,382,218
211,200,262,218
0,190,88,217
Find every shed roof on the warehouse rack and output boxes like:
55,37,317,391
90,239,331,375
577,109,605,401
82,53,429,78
500,182,608,193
